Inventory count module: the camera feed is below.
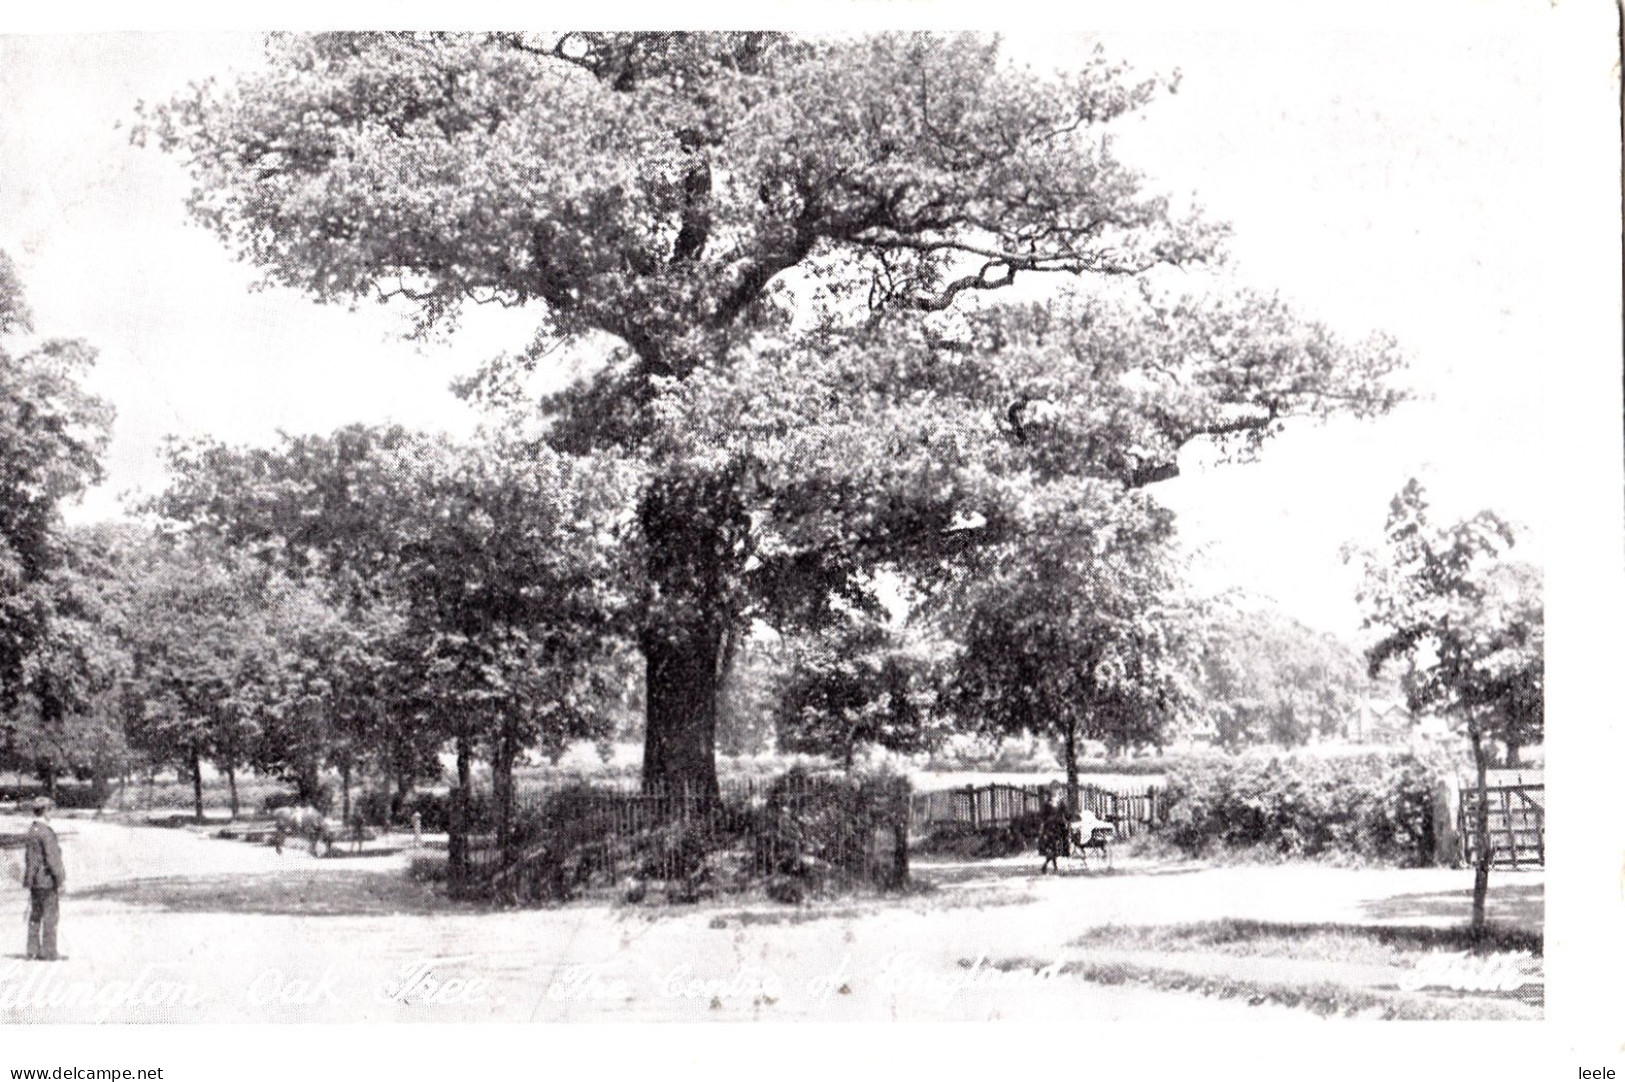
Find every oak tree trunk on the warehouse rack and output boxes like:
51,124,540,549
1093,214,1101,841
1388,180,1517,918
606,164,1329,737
642,624,723,797
637,469,746,798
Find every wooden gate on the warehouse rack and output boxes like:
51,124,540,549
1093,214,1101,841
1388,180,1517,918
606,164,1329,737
1459,782,1544,868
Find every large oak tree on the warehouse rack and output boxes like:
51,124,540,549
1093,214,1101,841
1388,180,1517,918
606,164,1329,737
144,32,1401,792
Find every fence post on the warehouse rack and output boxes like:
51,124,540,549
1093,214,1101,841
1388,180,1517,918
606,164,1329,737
966,785,979,829
1501,788,1519,870
1534,796,1544,866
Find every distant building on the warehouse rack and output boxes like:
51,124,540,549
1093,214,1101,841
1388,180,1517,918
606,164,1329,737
1346,698,1456,748
1349,699,1414,745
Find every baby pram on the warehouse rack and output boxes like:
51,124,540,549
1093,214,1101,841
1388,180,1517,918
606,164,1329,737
1038,807,1114,873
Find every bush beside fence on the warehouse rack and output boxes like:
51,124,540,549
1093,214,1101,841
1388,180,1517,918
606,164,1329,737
1158,751,1440,865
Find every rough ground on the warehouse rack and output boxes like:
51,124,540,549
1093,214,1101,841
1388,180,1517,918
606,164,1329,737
0,814,1542,1023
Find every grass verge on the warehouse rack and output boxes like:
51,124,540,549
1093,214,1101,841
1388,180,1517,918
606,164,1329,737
1070,918,1542,959
987,954,1539,1021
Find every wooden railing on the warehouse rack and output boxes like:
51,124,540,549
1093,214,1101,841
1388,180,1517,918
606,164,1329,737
910,782,1163,838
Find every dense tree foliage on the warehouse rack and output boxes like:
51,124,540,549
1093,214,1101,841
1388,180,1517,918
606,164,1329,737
773,612,939,771
1198,607,1373,749
0,524,136,798
942,490,1202,804
0,251,114,711
143,32,1403,792
1348,479,1543,933
113,537,376,819
153,426,631,842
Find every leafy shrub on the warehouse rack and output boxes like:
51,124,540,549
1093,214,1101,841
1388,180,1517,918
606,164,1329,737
260,783,334,815
402,789,496,834
260,790,306,814
749,767,910,886
914,817,1030,858
355,787,425,826
1159,751,1440,865
407,854,448,883
0,781,108,810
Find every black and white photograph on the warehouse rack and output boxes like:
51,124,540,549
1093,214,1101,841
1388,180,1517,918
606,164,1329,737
0,1,1618,1074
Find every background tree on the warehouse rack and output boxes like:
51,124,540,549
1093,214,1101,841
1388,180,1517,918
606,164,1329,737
118,540,329,820
154,426,632,849
943,488,1201,808
0,250,114,711
1,524,139,801
773,612,940,772
244,572,404,818
1197,606,1373,749
714,634,778,757
144,32,1402,793
1348,479,1544,935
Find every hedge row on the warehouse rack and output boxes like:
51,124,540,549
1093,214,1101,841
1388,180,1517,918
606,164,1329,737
0,781,105,810
1159,752,1441,866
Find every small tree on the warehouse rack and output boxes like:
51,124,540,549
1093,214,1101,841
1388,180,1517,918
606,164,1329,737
1348,480,1543,936
943,488,1200,809
118,539,342,819
774,613,940,772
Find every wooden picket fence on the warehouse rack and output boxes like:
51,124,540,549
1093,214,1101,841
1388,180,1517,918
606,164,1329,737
910,782,1163,839
1459,782,1544,868
449,775,911,903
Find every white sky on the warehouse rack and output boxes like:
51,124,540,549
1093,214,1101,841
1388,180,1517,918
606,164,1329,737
0,15,1592,638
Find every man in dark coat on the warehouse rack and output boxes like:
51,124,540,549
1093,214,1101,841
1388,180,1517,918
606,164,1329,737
23,797,65,961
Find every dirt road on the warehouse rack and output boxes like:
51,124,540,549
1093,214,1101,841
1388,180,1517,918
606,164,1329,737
0,815,1541,1023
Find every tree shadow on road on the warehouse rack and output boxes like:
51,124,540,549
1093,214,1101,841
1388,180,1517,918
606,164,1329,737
73,870,476,917
1358,882,1543,932
915,858,1207,888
